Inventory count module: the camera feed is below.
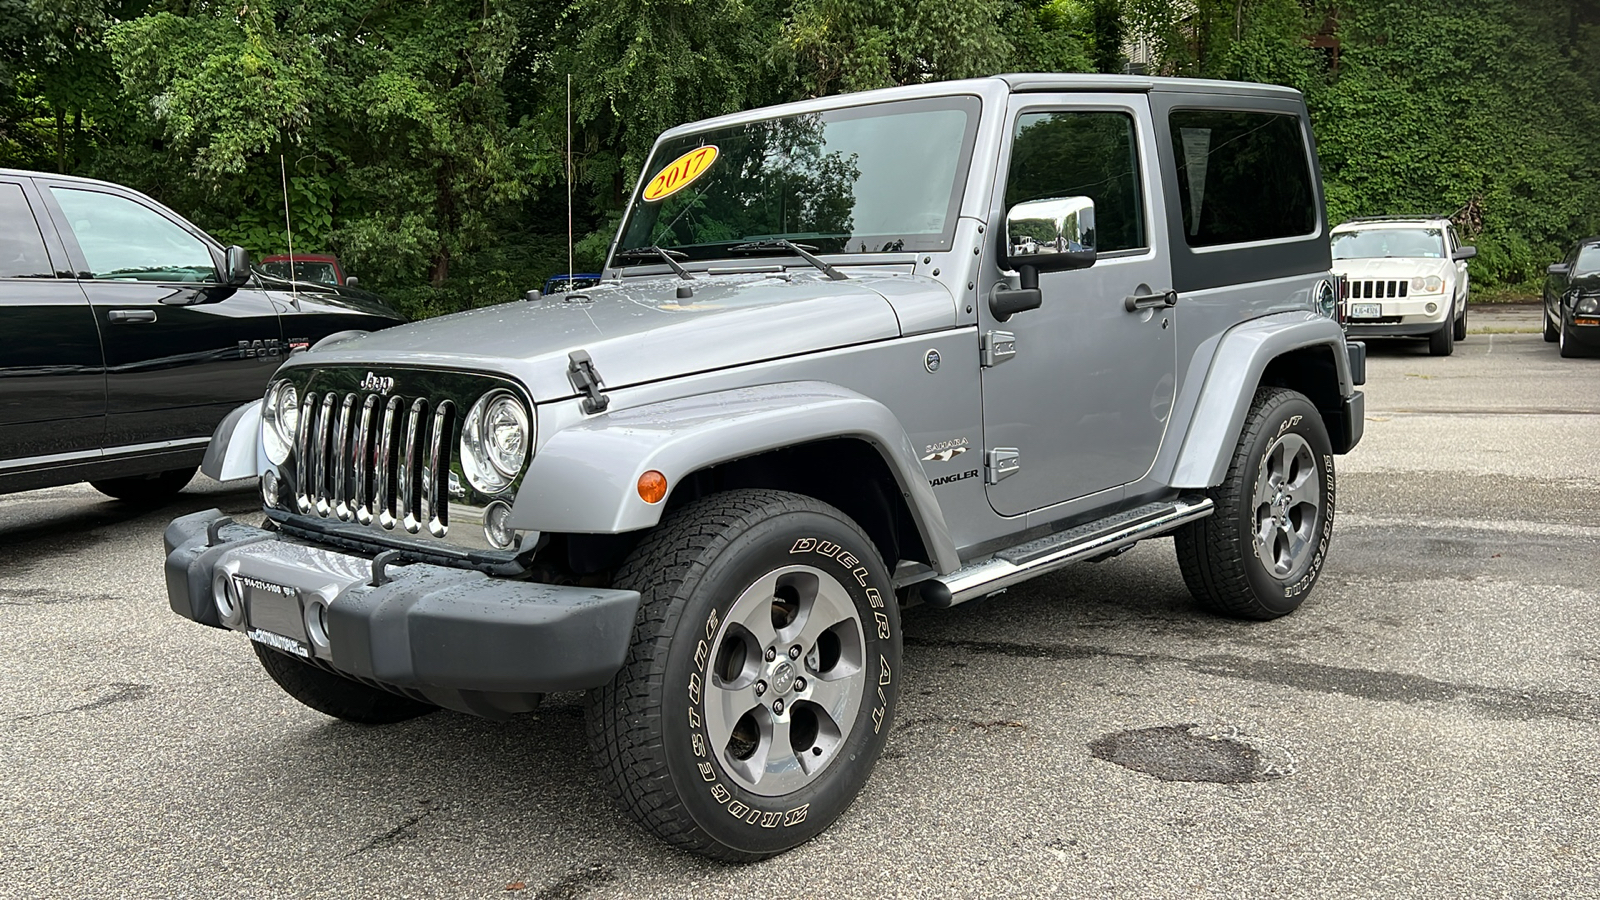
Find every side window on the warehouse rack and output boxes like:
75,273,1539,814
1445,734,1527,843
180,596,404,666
49,187,217,282
1005,110,1146,253
1168,109,1315,247
0,183,54,278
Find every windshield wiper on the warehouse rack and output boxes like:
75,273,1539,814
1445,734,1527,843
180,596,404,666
729,239,848,281
614,245,693,280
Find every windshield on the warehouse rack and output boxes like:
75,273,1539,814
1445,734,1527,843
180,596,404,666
1332,228,1445,260
262,260,339,285
1575,245,1600,275
616,96,982,262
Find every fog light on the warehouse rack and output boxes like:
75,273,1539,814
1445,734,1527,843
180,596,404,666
483,500,516,549
212,571,242,627
261,469,280,508
1425,302,1439,315
304,599,330,652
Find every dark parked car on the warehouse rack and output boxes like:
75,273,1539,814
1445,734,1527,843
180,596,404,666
259,253,356,288
0,169,405,501
1544,238,1600,358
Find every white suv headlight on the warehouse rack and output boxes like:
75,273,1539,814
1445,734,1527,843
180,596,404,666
262,380,299,465
461,389,532,494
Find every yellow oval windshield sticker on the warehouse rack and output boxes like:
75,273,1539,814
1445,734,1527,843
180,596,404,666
643,145,719,202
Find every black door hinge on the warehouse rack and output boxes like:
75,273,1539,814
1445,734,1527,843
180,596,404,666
567,350,610,414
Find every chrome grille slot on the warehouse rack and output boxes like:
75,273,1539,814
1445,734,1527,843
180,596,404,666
291,390,451,539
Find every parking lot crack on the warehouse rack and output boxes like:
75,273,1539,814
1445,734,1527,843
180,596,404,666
9,683,150,722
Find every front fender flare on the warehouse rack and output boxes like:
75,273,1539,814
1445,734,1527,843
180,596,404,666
512,381,960,573
1171,312,1356,489
200,400,266,482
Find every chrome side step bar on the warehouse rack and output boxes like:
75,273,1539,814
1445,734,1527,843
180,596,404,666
917,494,1215,608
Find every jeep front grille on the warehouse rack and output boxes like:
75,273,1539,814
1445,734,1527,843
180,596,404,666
294,390,454,538
1343,279,1409,300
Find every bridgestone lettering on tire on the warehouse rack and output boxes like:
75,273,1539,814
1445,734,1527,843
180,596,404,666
585,489,901,861
1175,387,1335,620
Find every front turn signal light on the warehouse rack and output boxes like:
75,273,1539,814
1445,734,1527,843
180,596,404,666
638,470,668,504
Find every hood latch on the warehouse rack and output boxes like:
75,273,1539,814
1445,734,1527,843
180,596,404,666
567,350,611,414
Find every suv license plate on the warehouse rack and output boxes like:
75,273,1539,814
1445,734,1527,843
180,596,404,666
1350,303,1382,318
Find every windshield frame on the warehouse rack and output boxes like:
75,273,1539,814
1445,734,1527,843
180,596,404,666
612,94,985,267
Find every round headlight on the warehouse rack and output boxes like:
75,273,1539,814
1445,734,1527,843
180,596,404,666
1314,279,1336,319
1411,276,1426,290
461,389,532,494
1424,275,1444,293
262,380,299,465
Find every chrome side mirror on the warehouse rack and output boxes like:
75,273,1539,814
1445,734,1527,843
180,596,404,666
1004,196,1097,275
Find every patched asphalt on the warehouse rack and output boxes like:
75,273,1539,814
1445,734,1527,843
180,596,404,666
2,313,1596,898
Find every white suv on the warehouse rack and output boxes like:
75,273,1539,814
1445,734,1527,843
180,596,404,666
1331,216,1476,356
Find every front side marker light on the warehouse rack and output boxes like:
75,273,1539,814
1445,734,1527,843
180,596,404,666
638,470,668,504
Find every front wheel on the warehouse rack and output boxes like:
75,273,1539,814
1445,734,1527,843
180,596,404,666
1428,308,1455,356
1452,295,1468,341
1559,315,1587,358
1175,387,1335,620
586,489,900,861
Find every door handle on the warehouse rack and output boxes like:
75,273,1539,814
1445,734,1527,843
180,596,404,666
1124,290,1178,312
108,309,157,324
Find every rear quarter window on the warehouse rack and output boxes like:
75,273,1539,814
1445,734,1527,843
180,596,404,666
1169,109,1316,247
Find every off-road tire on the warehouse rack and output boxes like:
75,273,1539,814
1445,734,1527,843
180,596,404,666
91,466,197,503
1544,306,1559,342
252,641,437,724
586,489,901,861
1175,387,1335,620
1452,295,1468,341
1428,308,1455,356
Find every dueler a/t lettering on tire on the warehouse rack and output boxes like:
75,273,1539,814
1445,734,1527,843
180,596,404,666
1176,387,1336,620
586,489,900,861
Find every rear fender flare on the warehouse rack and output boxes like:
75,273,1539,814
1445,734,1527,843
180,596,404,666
1171,313,1355,488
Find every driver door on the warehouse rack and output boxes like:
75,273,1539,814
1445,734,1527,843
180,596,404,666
40,182,284,446
980,96,1175,517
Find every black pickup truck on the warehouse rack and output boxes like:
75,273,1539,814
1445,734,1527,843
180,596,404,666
0,169,404,501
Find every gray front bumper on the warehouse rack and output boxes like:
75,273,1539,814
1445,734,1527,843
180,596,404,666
164,509,641,716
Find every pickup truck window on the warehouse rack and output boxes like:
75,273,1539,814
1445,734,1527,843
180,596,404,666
1005,111,1146,253
1169,109,1315,247
50,187,218,282
618,95,981,260
0,183,53,278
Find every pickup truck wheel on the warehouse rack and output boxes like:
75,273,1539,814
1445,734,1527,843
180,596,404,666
1428,309,1455,356
251,641,437,724
91,466,197,503
586,489,900,861
1175,387,1334,620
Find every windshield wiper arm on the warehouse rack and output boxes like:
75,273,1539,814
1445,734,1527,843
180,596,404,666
729,239,848,281
614,245,693,280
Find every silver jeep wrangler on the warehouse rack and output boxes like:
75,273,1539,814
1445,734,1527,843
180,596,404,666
165,74,1364,861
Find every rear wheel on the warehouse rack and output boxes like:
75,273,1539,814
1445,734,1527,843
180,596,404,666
91,466,197,503
252,642,437,724
1175,387,1335,620
586,489,900,861
1544,306,1559,342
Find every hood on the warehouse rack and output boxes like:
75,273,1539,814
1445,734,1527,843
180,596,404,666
1332,256,1453,279
295,271,953,401
260,276,403,320
1567,272,1600,294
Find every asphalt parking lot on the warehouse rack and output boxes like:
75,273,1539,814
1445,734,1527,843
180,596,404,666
2,306,1596,899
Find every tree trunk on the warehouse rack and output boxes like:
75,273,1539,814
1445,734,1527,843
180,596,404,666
430,252,450,287
54,106,66,173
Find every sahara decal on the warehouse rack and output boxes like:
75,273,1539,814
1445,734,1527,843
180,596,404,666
922,436,970,462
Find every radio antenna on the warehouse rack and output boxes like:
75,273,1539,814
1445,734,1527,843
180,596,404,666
572,75,579,288
280,153,298,307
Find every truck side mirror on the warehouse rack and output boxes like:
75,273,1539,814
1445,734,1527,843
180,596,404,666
225,246,252,286
1451,246,1477,262
345,275,360,288
991,196,1098,321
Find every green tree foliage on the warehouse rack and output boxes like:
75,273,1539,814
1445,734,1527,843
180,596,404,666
4,0,1597,307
